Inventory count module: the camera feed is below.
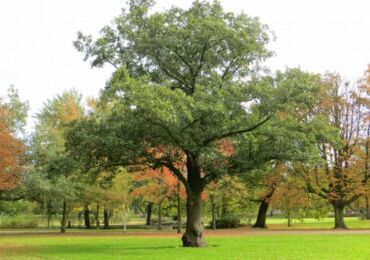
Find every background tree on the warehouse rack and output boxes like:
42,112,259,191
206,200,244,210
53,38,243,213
229,68,324,228
297,73,370,228
131,166,185,230
31,90,84,232
0,86,28,201
206,175,250,229
106,169,133,232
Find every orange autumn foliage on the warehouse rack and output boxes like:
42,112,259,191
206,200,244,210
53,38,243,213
0,107,25,191
132,167,186,203
216,139,235,157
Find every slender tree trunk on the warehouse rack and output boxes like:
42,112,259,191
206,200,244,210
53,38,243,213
158,200,163,230
365,195,370,219
123,203,127,233
84,204,91,229
210,195,216,230
146,202,153,226
221,193,228,219
333,203,347,229
103,205,110,229
287,209,292,227
177,182,182,233
60,201,67,233
252,200,269,228
47,200,51,228
96,203,100,229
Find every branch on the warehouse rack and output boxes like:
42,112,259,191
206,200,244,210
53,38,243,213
145,118,185,151
345,194,362,206
160,160,190,193
202,114,274,146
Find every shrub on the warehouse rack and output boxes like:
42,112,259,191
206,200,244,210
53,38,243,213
213,218,240,229
0,219,39,229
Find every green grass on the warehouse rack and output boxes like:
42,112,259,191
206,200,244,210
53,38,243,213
266,217,370,229
0,233,370,259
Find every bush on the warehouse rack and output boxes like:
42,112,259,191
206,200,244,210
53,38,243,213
0,219,39,229
213,218,240,229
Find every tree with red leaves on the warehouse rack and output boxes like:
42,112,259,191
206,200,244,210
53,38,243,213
0,87,27,194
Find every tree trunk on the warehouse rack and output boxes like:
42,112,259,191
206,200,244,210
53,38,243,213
287,209,292,227
84,204,91,229
182,191,205,247
96,203,100,229
181,157,206,247
60,201,67,233
210,195,216,230
221,192,229,219
333,203,347,229
47,200,51,228
146,202,153,226
123,203,127,233
365,195,370,219
253,187,275,228
103,205,110,229
177,183,182,233
158,200,163,230
252,200,269,228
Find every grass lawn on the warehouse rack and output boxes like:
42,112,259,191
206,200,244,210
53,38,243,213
266,217,370,229
0,232,370,259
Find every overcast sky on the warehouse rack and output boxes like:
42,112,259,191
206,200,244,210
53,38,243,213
1,0,369,132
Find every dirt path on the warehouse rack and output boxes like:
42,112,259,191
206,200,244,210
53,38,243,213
1,227,370,238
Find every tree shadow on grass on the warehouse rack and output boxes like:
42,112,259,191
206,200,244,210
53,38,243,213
26,243,180,257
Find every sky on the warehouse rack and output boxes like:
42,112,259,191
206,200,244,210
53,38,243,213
0,0,369,132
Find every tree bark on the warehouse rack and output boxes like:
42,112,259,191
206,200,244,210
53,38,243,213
333,203,347,229
181,156,207,247
252,187,275,228
177,182,182,233
84,204,91,229
123,203,127,233
96,203,100,229
158,200,163,230
365,195,370,219
146,202,153,226
252,200,269,228
60,201,67,233
47,200,51,228
210,195,216,230
287,210,292,227
182,190,206,247
221,193,228,219
103,205,110,229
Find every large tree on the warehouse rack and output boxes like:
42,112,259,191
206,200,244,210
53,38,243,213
69,1,316,246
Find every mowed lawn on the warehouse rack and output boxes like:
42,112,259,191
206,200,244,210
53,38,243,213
0,232,370,259
266,217,370,229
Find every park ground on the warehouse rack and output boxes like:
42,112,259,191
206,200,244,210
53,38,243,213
0,218,370,259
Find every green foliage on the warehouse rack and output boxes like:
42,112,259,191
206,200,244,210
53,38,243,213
28,90,85,214
74,0,272,92
0,201,28,216
213,217,241,229
206,175,252,221
0,85,29,134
